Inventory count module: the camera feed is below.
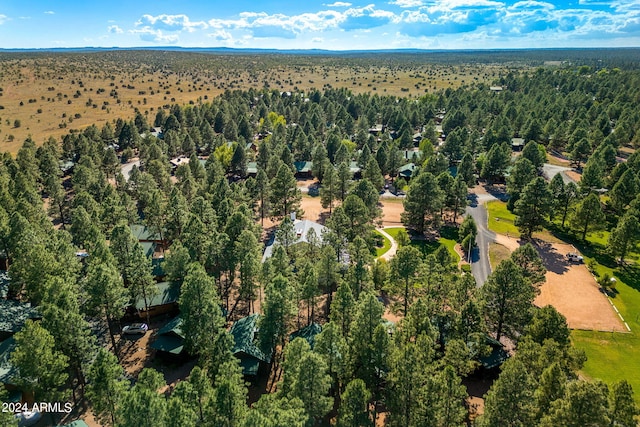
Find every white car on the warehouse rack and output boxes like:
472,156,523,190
122,323,149,335
566,252,584,263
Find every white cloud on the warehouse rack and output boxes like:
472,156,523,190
326,2,352,6
136,14,208,32
0,14,7,24
208,29,233,41
389,0,424,7
312,37,324,42
44,11,55,15
130,27,179,44
107,25,123,34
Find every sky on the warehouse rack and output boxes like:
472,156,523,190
1,0,639,50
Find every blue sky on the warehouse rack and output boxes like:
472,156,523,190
1,0,639,49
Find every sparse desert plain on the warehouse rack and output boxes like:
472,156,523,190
0,50,509,152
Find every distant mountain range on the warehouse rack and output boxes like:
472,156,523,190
2,46,640,68
0,46,638,55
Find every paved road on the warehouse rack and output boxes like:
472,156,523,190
465,191,497,286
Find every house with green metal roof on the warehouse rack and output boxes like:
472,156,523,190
293,161,313,177
397,163,416,179
150,316,186,357
230,314,272,376
130,224,164,243
0,300,40,341
289,323,322,349
133,282,179,319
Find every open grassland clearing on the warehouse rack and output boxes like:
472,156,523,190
0,51,503,153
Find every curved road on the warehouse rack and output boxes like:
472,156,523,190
465,192,497,286
464,163,576,286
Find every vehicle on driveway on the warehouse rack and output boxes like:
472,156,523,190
566,252,584,263
122,323,148,335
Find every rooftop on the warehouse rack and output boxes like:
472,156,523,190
0,300,39,335
289,323,322,349
230,314,272,375
262,219,327,261
130,224,163,242
134,281,179,311
150,316,185,355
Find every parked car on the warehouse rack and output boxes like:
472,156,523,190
566,252,584,263
122,323,149,335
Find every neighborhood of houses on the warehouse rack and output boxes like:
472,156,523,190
0,114,524,420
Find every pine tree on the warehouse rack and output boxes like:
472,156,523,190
10,320,69,403
270,163,301,218
480,259,537,341
570,193,605,240
338,379,373,427
514,177,552,239
401,171,444,234
87,349,129,426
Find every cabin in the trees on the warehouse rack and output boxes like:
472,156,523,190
294,161,313,178
246,162,258,177
262,219,328,262
289,323,322,349
0,300,40,342
130,281,180,320
130,224,166,268
230,314,272,376
397,163,416,180
511,137,525,152
150,315,187,359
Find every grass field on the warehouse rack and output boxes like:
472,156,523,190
488,242,511,269
384,226,460,263
375,230,392,258
486,201,519,236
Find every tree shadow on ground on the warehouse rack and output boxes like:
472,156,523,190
483,184,509,202
533,239,569,275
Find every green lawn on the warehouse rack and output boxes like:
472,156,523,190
384,226,460,263
486,200,520,236
375,230,392,258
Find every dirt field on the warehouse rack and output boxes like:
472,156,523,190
533,240,626,332
495,235,626,332
380,198,404,226
565,170,582,182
